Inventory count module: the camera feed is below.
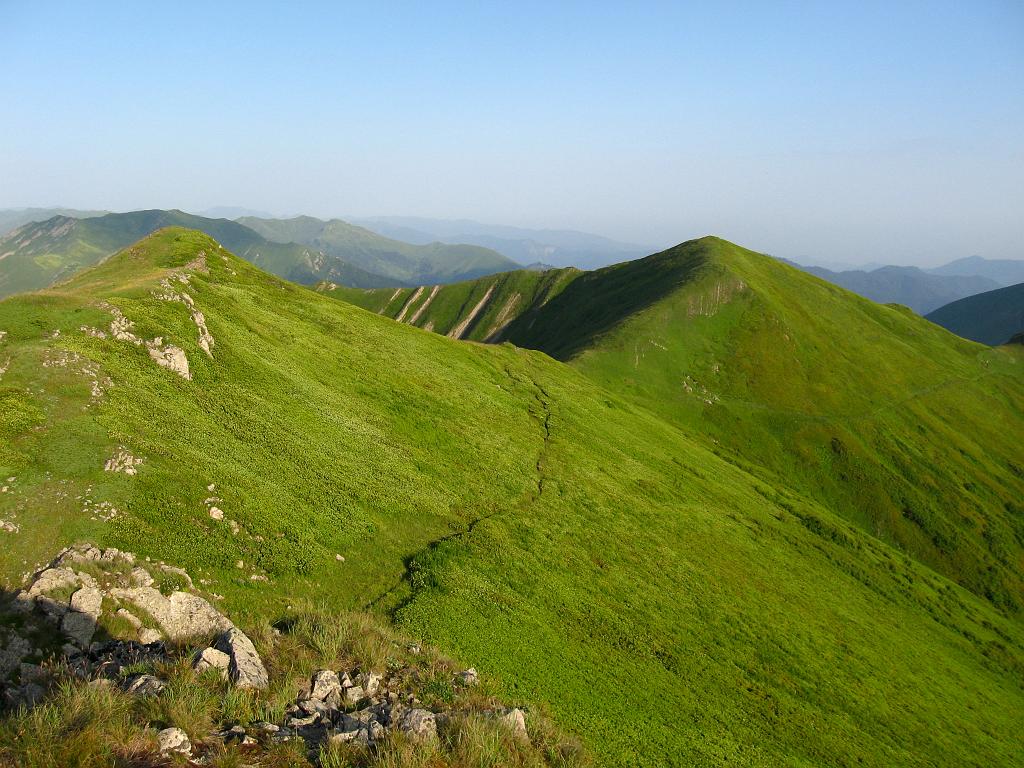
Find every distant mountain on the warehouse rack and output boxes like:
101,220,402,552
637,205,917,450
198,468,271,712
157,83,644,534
350,216,649,270
0,210,392,298
926,282,1024,345
927,256,1024,287
239,215,519,285
791,263,1000,314
197,206,276,220
0,207,108,236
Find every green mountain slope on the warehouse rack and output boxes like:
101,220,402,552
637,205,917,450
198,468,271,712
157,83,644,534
1,228,1022,765
331,237,1024,613
239,215,521,284
926,282,1024,345
0,210,395,298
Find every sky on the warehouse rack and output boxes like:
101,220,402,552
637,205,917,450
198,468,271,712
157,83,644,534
1,1,1022,266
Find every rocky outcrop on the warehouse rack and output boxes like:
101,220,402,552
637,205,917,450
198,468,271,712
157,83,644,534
212,627,268,689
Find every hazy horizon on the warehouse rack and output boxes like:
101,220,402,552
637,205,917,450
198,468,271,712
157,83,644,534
2,2,1021,267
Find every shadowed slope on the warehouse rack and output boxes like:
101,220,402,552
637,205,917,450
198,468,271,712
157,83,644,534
926,281,1024,345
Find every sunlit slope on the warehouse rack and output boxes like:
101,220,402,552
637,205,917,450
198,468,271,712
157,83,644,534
323,266,582,341
509,237,1024,612
0,229,1021,766
330,238,1024,612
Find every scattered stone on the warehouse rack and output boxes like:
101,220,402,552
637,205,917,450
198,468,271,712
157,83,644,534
209,506,224,520
157,727,191,755
456,667,479,686
115,608,142,629
103,449,142,475
128,567,154,587
335,553,345,562
214,627,268,690
146,338,191,379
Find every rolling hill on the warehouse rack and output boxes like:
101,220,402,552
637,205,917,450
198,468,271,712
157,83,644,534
1,228,1022,765
0,210,394,298
330,237,1024,613
794,263,1001,314
238,215,520,284
926,282,1024,345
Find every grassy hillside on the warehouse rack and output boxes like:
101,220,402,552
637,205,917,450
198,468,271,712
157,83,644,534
330,238,1024,614
239,215,520,284
795,263,1001,314
0,210,395,299
1,229,1022,765
926,282,1024,345
323,266,582,341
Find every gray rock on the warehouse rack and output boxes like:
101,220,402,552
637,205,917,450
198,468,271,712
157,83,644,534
193,646,230,678
107,587,231,640
362,670,383,696
309,669,342,707
138,628,163,645
157,727,191,755
61,586,102,647
122,673,166,697
456,667,479,686
397,707,437,741
213,627,268,689
343,684,365,707
499,707,528,740
128,567,154,587
0,632,32,678
115,608,142,629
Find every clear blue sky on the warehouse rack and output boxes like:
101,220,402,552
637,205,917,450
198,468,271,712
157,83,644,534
1,1,1021,265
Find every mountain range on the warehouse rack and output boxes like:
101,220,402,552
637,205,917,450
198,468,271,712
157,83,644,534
2,227,1022,765
0,210,520,299
790,262,1003,314
351,215,650,270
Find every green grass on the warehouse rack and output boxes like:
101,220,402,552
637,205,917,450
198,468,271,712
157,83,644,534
0,229,1022,765
330,236,1024,614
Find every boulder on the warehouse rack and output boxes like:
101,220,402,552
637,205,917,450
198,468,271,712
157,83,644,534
396,707,437,741
193,647,231,678
362,670,383,696
213,627,268,689
123,673,166,697
499,707,529,741
456,667,479,686
157,727,191,755
309,669,342,707
107,587,231,640
61,587,103,647
343,684,365,707
139,628,163,645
